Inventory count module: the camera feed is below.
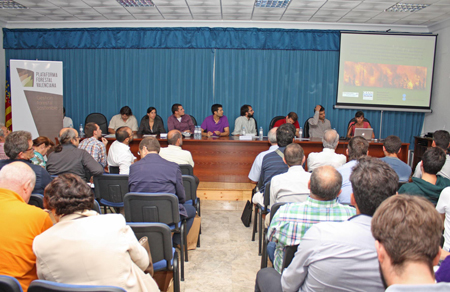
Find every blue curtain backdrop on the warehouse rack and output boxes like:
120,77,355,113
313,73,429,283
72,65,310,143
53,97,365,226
3,27,423,148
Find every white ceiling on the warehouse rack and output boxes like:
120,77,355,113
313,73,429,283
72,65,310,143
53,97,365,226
1,0,450,28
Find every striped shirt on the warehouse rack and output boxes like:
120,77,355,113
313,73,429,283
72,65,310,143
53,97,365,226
260,146,288,193
268,197,356,273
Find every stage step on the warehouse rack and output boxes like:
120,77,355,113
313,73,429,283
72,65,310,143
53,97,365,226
197,182,254,201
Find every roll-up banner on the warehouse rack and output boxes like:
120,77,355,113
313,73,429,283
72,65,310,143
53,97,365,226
10,60,63,140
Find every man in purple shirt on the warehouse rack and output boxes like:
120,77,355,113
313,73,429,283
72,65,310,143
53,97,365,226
167,103,195,134
201,104,230,137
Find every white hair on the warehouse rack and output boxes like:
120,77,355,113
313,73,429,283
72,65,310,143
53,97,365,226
0,162,36,194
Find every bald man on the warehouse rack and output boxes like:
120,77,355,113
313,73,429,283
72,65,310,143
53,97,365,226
159,130,194,167
0,162,53,291
307,129,346,172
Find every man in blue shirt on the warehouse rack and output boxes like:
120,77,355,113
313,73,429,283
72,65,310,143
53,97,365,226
380,135,411,182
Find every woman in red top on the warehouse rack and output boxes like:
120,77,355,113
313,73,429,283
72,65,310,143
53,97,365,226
347,111,375,138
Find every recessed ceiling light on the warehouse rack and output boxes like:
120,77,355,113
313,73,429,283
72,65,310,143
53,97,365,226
0,0,27,9
385,3,430,12
116,0,154,7
254,0,291,8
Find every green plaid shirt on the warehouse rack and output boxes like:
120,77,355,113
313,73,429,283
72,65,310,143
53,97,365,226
268,197,356,273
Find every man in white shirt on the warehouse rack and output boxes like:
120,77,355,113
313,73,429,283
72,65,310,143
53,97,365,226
413,130,450,180
269,143,310,209
307,129,346,172
108,106,138,134
436,187,450,251
63,107,73,128
232,104,257,135
248,128,278,183
107,126,135,175
160,130,194,167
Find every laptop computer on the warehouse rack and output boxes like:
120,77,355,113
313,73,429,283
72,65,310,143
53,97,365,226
354,128,373,140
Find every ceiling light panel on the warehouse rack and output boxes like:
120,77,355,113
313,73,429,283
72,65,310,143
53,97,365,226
0,0,27,9
116,0,154,7
254,0,292,8
385,2,430,12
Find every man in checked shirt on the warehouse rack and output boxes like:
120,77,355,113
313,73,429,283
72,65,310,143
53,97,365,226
267,165,356,273
78,122,108,168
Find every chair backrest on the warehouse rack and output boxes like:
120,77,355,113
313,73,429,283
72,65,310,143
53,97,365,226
127,223,173,268
270,202,286,222
182,175,198,203
263,181,271,209
29,194,44,209
303,117,312,138
109,166,120,174
93,199,101,214
281,244,299,272
269,116,285,129
124,193,180,225
0,275,23,292
28,280,126,292
179,164,193,176
190,115,197,126
85,113,108,134
93,174,129,202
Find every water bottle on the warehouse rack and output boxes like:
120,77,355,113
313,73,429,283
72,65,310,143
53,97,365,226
259,127,264,140
299,127,303,139
242,127,246,136
195,126,201,139
79,124,84,138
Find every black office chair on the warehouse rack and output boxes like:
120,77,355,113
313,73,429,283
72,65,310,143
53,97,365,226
93,199,102,214
85,113,108,134
109,166,120,174
303,117,313,138
28,281,126,292
261,202,287,269
256,182,271,256
269,116,285,129
0,275,23,292
29,194,44,209
281,244,299,272
190,115,197,126
127,223,180,292
179,164,193,176
93,174,129,213
182,175,201,247
124,193,187,281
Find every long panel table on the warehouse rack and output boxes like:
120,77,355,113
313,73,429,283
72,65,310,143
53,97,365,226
106,136,409,183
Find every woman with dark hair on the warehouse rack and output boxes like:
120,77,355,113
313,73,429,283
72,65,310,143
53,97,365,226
31,136,54,168
137,107,165,135
33,174,159,292
347,111,375,138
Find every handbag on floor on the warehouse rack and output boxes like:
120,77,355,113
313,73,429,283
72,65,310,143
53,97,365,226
241,200,253,227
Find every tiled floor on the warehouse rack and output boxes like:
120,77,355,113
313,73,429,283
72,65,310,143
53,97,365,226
180,200,260,292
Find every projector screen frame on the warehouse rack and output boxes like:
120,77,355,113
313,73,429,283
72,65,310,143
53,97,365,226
335,31,438,113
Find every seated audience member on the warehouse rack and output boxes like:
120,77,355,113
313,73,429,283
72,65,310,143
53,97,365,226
399,147,450,205
47,128,103,181
128,137,196,245
167,103,195,134
33,174,159,292
0,123,10,160
269,143,310,209
307,129,346,172
273,112,300,137
107,126,136,175
248,128,278,183
108,106,138,134
437,187,450,251
232,104,256,135
436,249,450,283
337,136,369,204
78,122,108,168
307,105,331,138
0,131,52,194
201,103,230,137
137,107,165,135
347,110,375,139
267,165,356,273
0,162,53,292
380,135,411,182
255,158,398,292
372,195,450,291
31,136,54,168
63,107,73,128
252,124,295,206
414,130,450,179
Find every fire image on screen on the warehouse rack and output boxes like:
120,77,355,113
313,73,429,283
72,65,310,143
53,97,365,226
343,62,427,90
